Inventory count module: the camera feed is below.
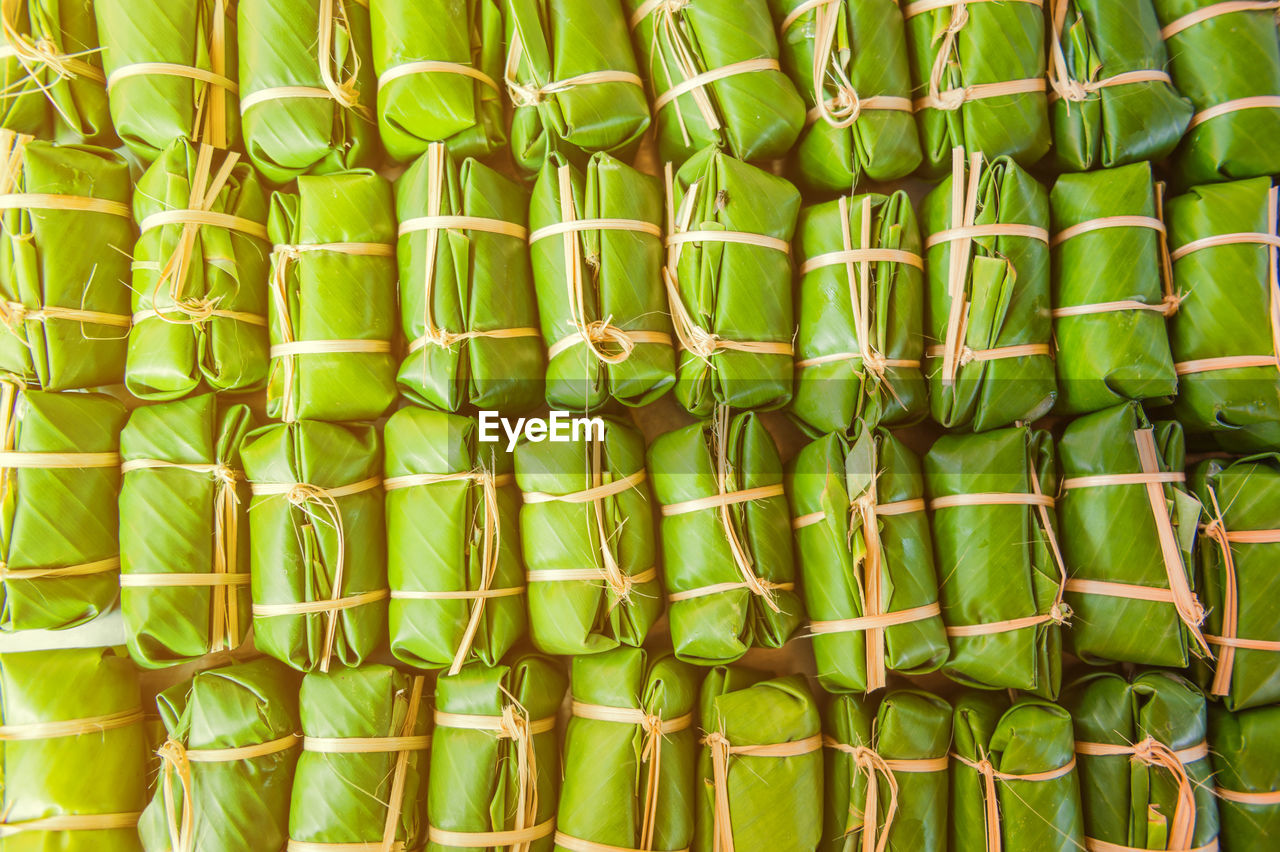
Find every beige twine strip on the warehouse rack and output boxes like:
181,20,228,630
0,706,142,740
0,812,143,837
1215,786,1280,805
378,60,498,92
702,732,823,852
1160,0,1280,39
1084,840,1218,852
555,832,687,852
1075,739,1208,851
821,738,941,852
1188,95,1280,129
1,555,119,581
952,751,1077,852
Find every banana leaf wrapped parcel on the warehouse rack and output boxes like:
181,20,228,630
238,0,378,185
516,416,661,655
557,647,701,852
1063,670,1220,852
950,692,1085,852
127,138,271,400
0,131,132,391
771,0,922,192
370,0,505,163
0,647,147,851
925,426,1067,697
823,690,951,852
120,394,254,669
1192,453,1280,711
1049,163,1178,414
396,143,544,414
650,409,802,665
429,655,567,852
267,170,398,423
1058,403,1207,668
243,419,387,673
94,0,239,159
530,151,673,411
0,384,125,631
504,0,650,176
788,427,947,694
1046,0,1192,171
625,0,805,164
385,406,525,674
923,150,1055,432
290,666,430,851
791,190,926,433
138,658,302,852
667,148,800,417
1208,704,1280,850
695,668,822,852
1154,0,1280,186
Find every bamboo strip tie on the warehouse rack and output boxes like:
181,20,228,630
504,25,642,109
1084,841,1218,852
0,706,143,740
823,739,948,852
952,750,1077,852
0,811,144,837
377,60,498,92
702,731,823,852
1215,786,1280,805
0,0,107,132
1046,0,1172,103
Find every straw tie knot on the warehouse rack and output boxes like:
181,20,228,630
286,483,323,507
508,81,545,107
1058,78,1089,103
829,86,862,125
934,87,966,111
0,301,26,327
1048,602,1073,625
641,713,665,737
212,464,239,490
580,317,638,364
499,704,530,742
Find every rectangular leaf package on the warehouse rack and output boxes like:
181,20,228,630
1209,703,1280,850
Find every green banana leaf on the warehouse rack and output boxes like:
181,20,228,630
770,0,921,192
1050,163,1178,414
395,144,544,414
370,0,506,163
668,148,800,417
0,133,132,391
624,0,805,164
903,0,1049,173
823,690,951,852
384,406,526,671
695,668,822,852
242,419,387,673
530,151,674,411
94,0,239,161
557,647,701,852
1191,453,1280,711
1208,703,1280,850
1058,402,1204,667
922,153,1055,432
127,137,271,400
291,665,430,850
505,0,650,176
238,0,379,185
0,647,147,852
0,0,114,144
950,691,1085,852
1153,0,1280,186
515,415,661,655
1062,670,1220,851
787,426,947,694
0,385,125,631
138,658,302,852
648,410,802,665
428,655,567,852
791,190,926,433
120,394,254,669
924,426,1064,697
1167,177,1280,449
267,170,398,423
1047,0,1192,171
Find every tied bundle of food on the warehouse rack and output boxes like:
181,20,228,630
396,143,543,414
530,152,674,411
922,149,1055,431
238,0,378,184
787,427,948,694
925,425,1068,698
1209,704,1280,850
625,0,805,164
384,407,526,673
139,658,302,852
515,416,661,655
1049,163,1178,414
242,419,387,673
267,170,398,423
790,190,926,433
504,0,650,175
665,148,800,417
95,0,238,159
119,394,254,669
127,139,271,400
370,0,505,162
771,0,922,192
0,384,125,631
650,409,802,665
0,131,132,391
